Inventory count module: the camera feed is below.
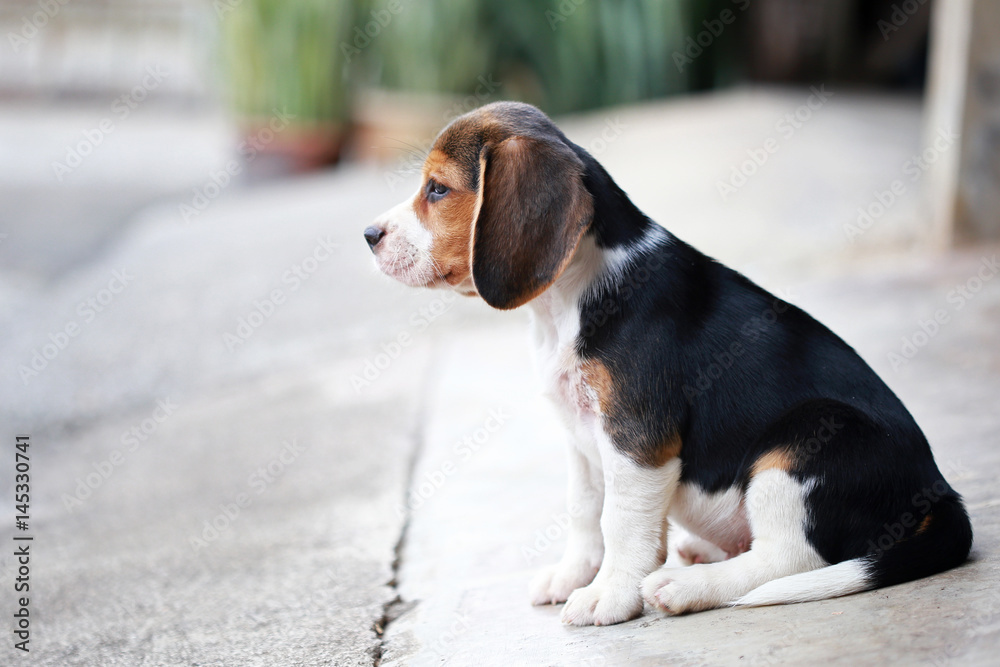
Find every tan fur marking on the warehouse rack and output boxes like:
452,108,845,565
751,448,796,477
583,359,682,468
647,434,683,468
582,358,615,415
416,149,478,286
916,513,933,536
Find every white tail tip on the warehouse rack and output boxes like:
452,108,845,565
734,559,872,607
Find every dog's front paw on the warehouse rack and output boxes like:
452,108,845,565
560,574,643,626
530,557,601,605
642,566,721,615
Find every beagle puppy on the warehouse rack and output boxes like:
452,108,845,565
363,102,972,626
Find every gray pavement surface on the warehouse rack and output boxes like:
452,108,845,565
1,89,998,666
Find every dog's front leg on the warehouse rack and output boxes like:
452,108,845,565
530,444,605,605
561,446,680,626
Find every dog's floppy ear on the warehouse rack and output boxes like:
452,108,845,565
470,135,593,310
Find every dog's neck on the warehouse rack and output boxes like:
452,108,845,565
574,148,652,248
526,219,675,352
528,235,603,331
526,150,674,347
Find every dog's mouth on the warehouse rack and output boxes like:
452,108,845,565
375,248,451,292
375,251,422,286
373,239,475,294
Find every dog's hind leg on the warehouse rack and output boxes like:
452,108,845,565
669,524,730,566
642,468,826,614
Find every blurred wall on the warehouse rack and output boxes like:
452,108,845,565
1,0,214,105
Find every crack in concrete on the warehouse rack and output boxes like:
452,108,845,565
371,344,439,666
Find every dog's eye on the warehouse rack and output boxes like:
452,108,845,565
427,180,450,203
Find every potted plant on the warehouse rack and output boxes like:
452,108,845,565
219,0,356,175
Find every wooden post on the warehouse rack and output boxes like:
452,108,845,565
924,0,1000,246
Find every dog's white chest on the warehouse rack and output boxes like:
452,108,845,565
551,354,599,419
530,294,600,422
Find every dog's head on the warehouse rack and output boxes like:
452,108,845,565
364,102,594,310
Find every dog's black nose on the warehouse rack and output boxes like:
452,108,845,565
364,226,386,251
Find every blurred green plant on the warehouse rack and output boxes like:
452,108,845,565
359,0,716,115
219,0,740,126
220,0,355,124
497,0,690,114
358,0,490,97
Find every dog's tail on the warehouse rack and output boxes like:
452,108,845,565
733,559,871,607
734,495,973,607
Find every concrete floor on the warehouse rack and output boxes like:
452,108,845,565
1,90,998,666
379,252,1000,667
